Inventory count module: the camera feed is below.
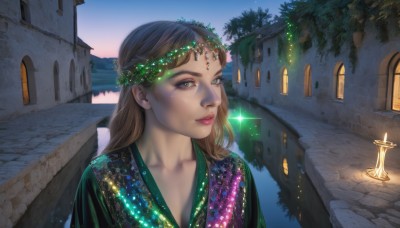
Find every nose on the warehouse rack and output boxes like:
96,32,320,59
200,84,221,108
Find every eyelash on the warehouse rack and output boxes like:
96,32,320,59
176,76,224,89
212,76,224,85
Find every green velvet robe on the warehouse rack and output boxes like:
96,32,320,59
71,143,265,227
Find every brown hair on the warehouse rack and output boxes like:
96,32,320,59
104,21,234,159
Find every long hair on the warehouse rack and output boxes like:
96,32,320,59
104,21,234,160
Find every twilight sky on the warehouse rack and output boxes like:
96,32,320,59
77,0,287,58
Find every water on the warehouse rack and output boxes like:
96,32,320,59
16,91,331,227
228,98,331,227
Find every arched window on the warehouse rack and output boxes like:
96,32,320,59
336,64,345,100
304,64,312,97
83,67,88,91
20,56,36,105
237,68,241,83
255,68,261,87
20,0,30,23
281,67,288,95
58,0,63,12
20,61,30,105
392,60,400,111
54,61,60,101
69,60,75,93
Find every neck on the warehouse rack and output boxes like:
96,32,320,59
136,124,194,170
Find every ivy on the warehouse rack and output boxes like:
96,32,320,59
278,0,400,72
230,35,256,67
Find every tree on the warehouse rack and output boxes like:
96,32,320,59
223,7,273,42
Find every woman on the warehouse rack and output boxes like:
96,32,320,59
72,20,265,227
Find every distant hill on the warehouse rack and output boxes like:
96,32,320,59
91,55,116,71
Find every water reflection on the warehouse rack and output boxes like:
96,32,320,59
91,90,120,104
17,92,331,227
228,98,331,228
15,135,97,228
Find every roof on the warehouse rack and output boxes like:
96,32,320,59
75,0,85,6
77,37,92,50
256,19,286,42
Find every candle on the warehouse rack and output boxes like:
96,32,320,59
383,132,387,143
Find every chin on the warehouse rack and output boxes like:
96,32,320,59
186,129,212,139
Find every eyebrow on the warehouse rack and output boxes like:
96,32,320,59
168,69,223,79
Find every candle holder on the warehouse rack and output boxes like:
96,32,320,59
366,138,397,181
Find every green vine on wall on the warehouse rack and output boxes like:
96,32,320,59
230,35,257,68
278,0,400,72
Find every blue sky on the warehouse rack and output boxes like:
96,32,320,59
77,0,287,57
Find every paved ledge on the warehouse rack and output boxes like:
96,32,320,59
262,104,400,228
0,103,115,227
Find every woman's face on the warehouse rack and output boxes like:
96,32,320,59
145,50,223,139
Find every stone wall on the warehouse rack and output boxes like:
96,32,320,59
233,23,400,143
0,0,91,120
0,120,97,227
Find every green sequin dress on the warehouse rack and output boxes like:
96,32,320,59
71,142,265,227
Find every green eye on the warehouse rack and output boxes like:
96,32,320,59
176,81,196,88
212,76,224,85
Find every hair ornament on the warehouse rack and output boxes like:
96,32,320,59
117,20,227,86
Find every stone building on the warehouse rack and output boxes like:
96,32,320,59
0,0,92,120
232,21,400,143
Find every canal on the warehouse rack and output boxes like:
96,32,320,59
16,91,331,227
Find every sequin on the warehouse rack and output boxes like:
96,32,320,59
89,144,250,227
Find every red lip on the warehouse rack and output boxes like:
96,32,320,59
196,114,215,125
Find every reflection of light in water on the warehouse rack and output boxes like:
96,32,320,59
282,157,289,176
92,91,120,103
282,132,287,149
64,213,72,228
97,128,110,155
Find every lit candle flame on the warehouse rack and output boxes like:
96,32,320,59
383,132,387,143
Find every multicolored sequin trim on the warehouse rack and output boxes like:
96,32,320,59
206,154,247,227
89,146,249,227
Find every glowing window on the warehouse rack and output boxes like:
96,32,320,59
282,157,289,176
20,61,30,105
392,61,400,111
282,68,288,95
237,69,241,83
336,64,345,100
255,69,261,87
282,132,287,148
304,64,312,97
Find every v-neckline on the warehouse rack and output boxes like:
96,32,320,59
130,141,207,227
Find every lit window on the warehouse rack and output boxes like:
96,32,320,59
336,64,345,100
20,61,30,105
304,64,312,97
237,69,241,83
282,68,288,95
392,61,400,111
255,69,260,87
